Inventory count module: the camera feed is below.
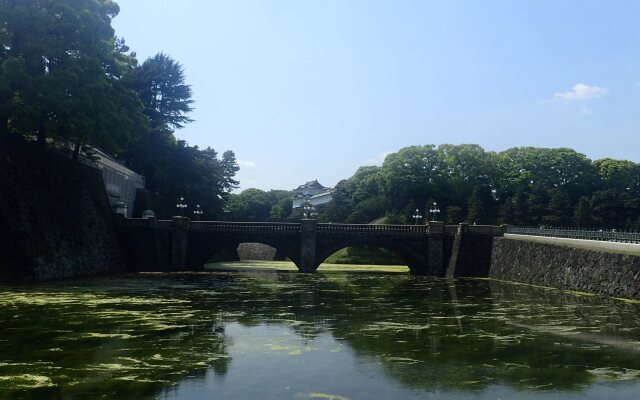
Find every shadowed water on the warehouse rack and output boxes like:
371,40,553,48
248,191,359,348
1,269,640,399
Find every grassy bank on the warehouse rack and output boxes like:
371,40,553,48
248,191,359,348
205,260,409,273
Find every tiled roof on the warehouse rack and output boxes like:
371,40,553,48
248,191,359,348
295,179,328,191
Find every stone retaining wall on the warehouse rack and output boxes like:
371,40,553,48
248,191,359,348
489,237,640,300
0,136,124,282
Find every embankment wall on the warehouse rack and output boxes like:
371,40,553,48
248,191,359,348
0,136,123,282
489,237,640,300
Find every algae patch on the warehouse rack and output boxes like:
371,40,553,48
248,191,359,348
0,374,54,389
305,392,351,400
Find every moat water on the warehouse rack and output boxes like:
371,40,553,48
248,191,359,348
1,267,640,399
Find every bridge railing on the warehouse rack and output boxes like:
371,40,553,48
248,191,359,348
191,221,301,233
506,225,640,244
317,223,427,234
117,217,174,229
120,217,504,237
467,225,506,235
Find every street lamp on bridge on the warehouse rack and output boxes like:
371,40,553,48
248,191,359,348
193,204,204,221
429,201,441,221
176,196,188,216
412,208,423,225
303,201,318,220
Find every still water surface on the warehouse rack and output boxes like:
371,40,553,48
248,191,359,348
1,268,640,399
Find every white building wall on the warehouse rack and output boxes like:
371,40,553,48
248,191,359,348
292,192,334,208
79,148,145,218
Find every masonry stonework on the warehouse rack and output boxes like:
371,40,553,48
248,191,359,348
0,136,124,282
489,237,640,300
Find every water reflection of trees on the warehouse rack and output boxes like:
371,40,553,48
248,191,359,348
4,273,640,398
190,272,640,393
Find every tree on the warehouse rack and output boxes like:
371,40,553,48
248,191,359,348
437,144,495,205
125,52,194,131
379,145,442,212
466,187,486,224
544,188,572,226
494,147,594,203
226,189,273,221
594,158,640,194
499,198,515,225
573,197,593,227
220,150,240,196
0,0,147,153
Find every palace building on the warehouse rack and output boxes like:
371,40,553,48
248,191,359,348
292,180,334,209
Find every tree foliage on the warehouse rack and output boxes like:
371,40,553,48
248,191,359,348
0,0,238,218
305,144,640,230
226,189,294,222
125,52,194,131
0,0,147,153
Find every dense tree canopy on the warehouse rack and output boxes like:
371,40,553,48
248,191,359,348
227,144,638,230
0,0,238,218
302,145,640,230
226,189,294,222
0,0,148,154
124,52,194,131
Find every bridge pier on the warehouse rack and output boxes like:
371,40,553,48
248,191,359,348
427,221,445,275
300,219,317,273
446,223,506,277
170,216,190,271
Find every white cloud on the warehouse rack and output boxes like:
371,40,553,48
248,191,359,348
554,83,608,101
237,160,260,170
366,150,393,166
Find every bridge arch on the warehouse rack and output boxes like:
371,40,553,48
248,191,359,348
185,232,302,271
314,237,427,274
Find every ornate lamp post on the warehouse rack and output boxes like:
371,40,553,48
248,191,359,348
176,196,188,216
303,201,318,219
429,201,441,221
192,204,204,221
412,208,423,225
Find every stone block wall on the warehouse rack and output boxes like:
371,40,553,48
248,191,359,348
116,222,172,272
490,237,640,300
237,243,278,261
0,136,124,282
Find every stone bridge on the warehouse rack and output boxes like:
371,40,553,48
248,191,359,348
116,217,505,276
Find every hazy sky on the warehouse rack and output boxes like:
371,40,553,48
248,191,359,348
112,0,640,191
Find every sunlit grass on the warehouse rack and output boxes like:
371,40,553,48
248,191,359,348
205,260,297,271
318,263,408,273
204,260,409,273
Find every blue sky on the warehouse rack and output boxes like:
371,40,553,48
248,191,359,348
112,0,640,191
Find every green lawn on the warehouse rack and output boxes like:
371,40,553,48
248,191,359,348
204,260,409,273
